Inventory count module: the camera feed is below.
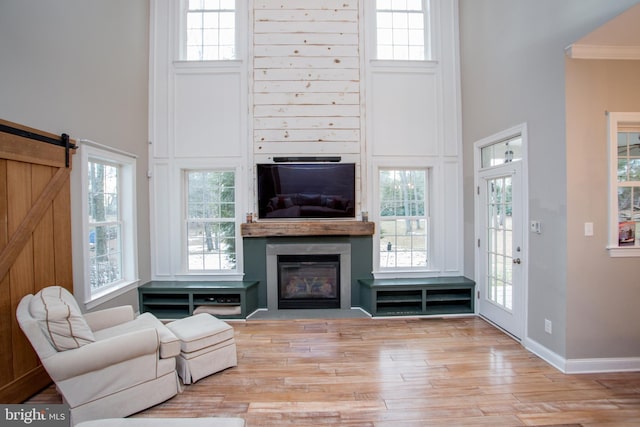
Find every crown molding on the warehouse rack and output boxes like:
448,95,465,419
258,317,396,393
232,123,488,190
565,44,640,60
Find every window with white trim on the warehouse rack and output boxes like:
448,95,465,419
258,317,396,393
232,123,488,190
80,145,138,301
608,112,640,256
375,0,430,60
378,169,429,269
182,0,236,61
185,170,237,271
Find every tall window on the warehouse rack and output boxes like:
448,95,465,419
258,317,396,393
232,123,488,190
184,0,236,60
608,112,640,256
376,0,429,60
186,170,236,271
379,169,428,269
88,161,122,290
79,144,138,304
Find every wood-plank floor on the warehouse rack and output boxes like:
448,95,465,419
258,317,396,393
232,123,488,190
27,317,640,426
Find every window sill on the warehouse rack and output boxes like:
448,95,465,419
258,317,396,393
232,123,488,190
607,246,640,257
369,59,439,70
174,272,245,281
373,269,441,279
85,279,140,310
172,60,243,71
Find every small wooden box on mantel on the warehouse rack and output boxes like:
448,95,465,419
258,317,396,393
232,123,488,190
241,221,375,237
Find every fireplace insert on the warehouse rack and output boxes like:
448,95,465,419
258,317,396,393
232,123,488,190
277,254,340,309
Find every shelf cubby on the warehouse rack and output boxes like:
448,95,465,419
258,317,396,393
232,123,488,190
358,277,475,317
138,281,259,320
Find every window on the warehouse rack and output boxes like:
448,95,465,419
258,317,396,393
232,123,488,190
185,170,237,271
378,169,429,269
481,135,523,168
183,0,236,60
78,144,138,304
375,0,429,60
88,161,122,290
608,112,640,256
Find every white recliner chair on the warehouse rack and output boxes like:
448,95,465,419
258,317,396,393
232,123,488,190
16,286,181,425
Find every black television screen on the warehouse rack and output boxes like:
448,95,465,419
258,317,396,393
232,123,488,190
257,163,356,219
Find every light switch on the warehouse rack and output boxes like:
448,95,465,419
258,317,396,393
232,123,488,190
530,220,541,234
584,222,594,237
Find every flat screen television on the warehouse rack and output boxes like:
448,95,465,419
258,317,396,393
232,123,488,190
257,163,356,219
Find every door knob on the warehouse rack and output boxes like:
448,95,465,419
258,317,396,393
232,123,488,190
513,258,521,264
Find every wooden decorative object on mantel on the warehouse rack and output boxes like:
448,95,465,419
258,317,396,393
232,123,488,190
241,221,374,237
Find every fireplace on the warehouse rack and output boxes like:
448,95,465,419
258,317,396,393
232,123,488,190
266,243,351,311
278,254,340,309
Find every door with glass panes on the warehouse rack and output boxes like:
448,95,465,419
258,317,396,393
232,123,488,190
477,136,525,339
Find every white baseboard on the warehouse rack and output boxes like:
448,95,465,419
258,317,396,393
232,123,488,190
524,337,640,373
523,337,567,372
564,357,640,374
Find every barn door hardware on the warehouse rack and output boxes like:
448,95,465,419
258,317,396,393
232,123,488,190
0,123,76,167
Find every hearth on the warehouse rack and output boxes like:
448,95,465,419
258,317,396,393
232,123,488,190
277,254,340,309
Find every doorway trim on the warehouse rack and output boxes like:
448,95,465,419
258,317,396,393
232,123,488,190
473,123,529,341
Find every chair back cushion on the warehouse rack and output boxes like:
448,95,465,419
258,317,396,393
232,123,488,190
29,286,95,351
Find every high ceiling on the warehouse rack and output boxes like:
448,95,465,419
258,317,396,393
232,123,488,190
566,2,640,59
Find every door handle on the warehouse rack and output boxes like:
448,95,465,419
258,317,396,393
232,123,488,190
513,258,521,264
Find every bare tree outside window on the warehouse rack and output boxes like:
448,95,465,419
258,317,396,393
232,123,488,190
379,169,428,268
186,170,236,271
88,161,122,290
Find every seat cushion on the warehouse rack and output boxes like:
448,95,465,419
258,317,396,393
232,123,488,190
29,286,95,351
167,313,235,353
93,312,180,359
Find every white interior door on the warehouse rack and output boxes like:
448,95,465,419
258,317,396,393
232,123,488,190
477,162,524,339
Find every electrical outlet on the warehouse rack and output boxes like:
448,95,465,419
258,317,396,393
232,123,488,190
544,319,552,334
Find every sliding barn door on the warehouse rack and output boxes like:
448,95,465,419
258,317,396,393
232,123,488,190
0,119,76,402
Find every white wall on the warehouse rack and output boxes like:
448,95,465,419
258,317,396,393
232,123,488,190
366,0,463,275
459,0,640,361
0,0,150,310
150,0,248,280
150,0,464,279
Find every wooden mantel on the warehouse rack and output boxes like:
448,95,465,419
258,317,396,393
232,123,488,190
241,221,375,237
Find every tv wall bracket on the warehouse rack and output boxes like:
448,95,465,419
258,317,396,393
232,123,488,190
272,156,341,163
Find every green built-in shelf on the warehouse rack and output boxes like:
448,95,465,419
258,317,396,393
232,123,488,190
358,277,475,317
138,280,260,320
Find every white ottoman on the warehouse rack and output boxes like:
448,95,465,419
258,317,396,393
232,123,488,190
166,313,237,384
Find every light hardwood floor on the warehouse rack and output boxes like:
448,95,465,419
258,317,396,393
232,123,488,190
28,317,640,426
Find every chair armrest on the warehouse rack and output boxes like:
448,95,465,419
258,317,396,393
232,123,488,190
43,328,159,382
83,306,135,331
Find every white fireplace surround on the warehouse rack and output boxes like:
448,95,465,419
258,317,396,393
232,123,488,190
266,243,351,311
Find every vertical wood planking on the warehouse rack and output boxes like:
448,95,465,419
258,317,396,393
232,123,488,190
32,165,55,290
7,161,38,377
253,0,360,154
0,121,75,401
52,172,73,290
0,160,12,385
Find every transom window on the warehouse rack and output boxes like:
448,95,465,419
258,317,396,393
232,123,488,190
608,112,640,255
186,170,237,271
184,0,236,60
481,135,523,168
378,169,429,269
376,0,429,60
